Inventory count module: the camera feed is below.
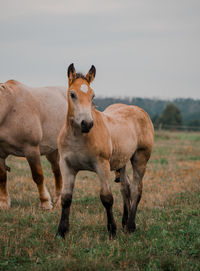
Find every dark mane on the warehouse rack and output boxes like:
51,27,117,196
72,73,89,84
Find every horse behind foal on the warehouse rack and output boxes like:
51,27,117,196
56,64,154,238
0,80,67,210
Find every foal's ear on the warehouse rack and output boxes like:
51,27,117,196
67,63,76,86
86,65,96,84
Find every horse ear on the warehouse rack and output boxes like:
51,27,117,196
67,63,76,86
86,65,96,84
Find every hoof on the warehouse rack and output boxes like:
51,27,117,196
108,223,117,239
55,231,65,240
114,177,120,183
41,200,53,210
0,197,11,210
109,231,116,240
122,222,127,229
122,217,128,229
127,223,136,233
53,195,61,207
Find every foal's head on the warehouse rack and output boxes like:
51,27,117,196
67,63,96,133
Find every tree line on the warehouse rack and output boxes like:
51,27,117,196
94,97,200,130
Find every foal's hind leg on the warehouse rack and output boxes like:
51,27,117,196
127,148,150,233
0,158,10,209
96,160,116,239
25,146,52,210
46,150,62,206
119,166,131,229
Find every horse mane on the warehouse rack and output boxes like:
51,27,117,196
71,73,89,84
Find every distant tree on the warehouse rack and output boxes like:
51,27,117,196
188,119,200,126
187,119,200,129
95,97,200,127
158,103,183,128
151,114,160,127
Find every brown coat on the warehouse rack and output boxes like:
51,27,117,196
0,80,67,209
56,64,154,239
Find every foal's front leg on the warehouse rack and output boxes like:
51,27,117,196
56,158,76,239
96,160,116,239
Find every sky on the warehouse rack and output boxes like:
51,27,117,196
0,0,200,99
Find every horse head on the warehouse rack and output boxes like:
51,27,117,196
67,63,96,133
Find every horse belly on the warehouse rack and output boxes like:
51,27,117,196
39,143,57,155
0,141,25,157
110,146,136,170
109,132,137,170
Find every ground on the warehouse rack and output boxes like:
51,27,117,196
0,131,200,271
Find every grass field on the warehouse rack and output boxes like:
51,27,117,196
0,131,200,271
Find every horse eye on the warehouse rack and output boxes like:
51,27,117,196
92,94,95,100
70,92,77,99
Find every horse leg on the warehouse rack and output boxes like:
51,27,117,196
56,158,76,239
96,160,116,239
127,148,150,233
0,158,10,209
114,169,121,183
25,146,52,210
46,150,62,205
119,166,131,229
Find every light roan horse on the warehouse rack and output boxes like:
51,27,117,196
0,80,67,210
56,64,154,238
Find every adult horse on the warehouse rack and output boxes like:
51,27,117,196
56,64,154,239
0,80,67,210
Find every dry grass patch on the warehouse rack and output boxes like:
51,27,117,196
0,131,200,271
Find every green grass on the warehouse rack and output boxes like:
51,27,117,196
0,131,200,271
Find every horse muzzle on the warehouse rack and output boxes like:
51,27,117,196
81,120,94,133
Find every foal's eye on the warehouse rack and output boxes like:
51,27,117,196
70,91,77,99
92,94,95,100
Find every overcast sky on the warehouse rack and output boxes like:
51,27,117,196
0,0,200,99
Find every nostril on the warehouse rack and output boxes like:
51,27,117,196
90,121,94,129
81,120,94,132
81,120,87,127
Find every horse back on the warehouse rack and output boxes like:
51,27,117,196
0,80,67,156
0,81,43,146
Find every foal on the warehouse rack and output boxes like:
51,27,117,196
56,64,154,238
